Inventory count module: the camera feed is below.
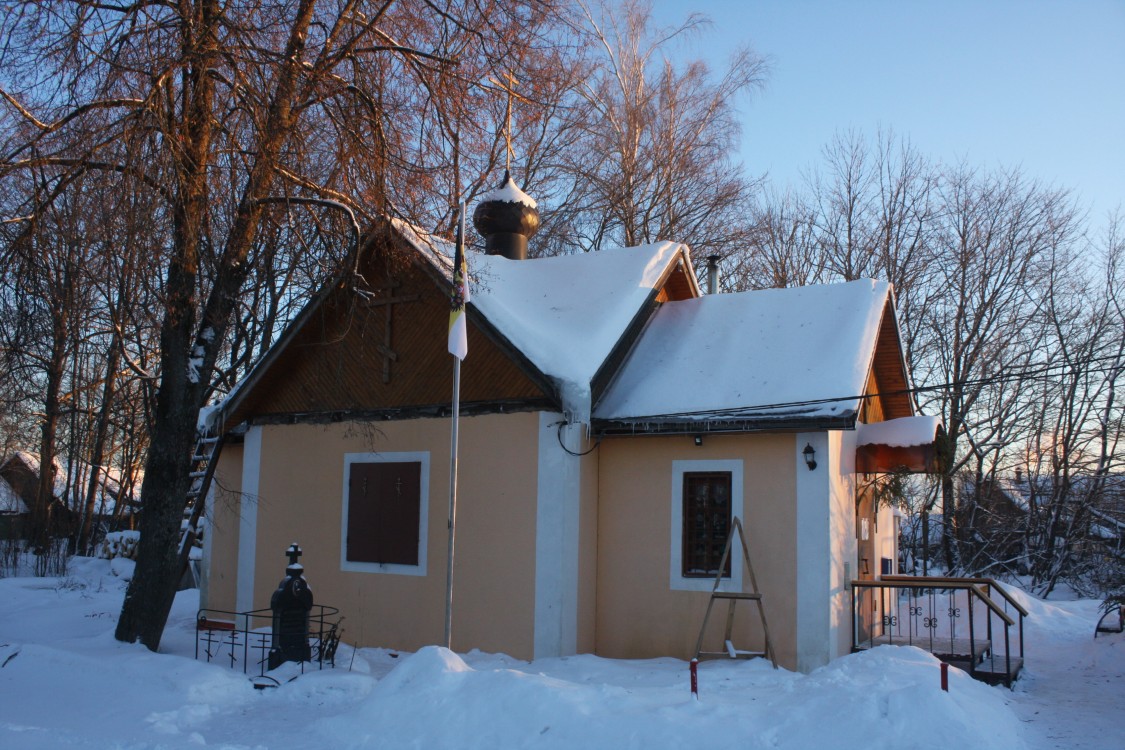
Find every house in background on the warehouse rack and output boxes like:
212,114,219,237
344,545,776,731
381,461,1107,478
201,181,940,672
0,452,70,539
0,451,137,542
0,473,29,538
958,470,1125,578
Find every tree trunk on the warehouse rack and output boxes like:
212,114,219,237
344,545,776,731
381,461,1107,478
114,0,317,650
113,360,200,648
32,360,62,556
77,338,121,554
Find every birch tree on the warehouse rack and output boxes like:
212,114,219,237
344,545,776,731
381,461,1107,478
550,0,767,263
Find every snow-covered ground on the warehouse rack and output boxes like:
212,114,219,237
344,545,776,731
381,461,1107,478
0,558,1120,749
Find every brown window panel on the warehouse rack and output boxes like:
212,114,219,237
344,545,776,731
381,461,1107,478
347,461,421,566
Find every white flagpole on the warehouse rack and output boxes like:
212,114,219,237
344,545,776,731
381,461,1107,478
444,203,465,649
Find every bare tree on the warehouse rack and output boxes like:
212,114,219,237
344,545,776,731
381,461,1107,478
731,188,822,289
0,0,569,649
1011,217,1125,593
918,166,1081,571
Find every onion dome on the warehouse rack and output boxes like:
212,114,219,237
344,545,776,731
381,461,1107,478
472,170,541,260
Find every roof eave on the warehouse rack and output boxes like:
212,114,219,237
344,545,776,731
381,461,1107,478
593,410,858,437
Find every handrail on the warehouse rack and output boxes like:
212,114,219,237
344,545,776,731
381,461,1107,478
880,575,1029,618
851,579,1015,626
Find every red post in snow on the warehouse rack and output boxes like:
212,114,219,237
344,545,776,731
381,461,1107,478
940,662,949,692
690,658,699,700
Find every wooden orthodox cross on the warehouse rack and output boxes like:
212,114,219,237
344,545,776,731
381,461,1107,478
361,279,420,384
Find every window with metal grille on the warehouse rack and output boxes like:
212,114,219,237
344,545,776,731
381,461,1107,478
681,471,733,578
346,461,421,566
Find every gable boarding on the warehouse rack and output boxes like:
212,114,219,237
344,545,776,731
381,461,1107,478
226,250,553,427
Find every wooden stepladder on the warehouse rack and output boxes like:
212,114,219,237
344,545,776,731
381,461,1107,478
693,517,778,668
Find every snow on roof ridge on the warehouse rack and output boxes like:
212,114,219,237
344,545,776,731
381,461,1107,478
465,242,687,422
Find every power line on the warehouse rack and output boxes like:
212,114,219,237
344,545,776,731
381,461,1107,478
631,352,1125,422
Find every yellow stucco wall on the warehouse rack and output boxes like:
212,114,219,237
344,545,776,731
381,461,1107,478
201,443,243,613
827,429,859,664
222,413,542,659
206,418,864,671
577,447,599,654
595,432,799,669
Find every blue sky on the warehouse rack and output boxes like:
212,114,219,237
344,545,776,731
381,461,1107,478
652,0,1124,233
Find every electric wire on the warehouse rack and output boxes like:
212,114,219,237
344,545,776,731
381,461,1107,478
616,351,1125,423
557,420,601,456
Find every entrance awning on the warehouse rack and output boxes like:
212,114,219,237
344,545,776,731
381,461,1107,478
855,415,945,474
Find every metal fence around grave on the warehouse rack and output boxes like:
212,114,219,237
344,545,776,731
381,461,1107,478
195,605,341,677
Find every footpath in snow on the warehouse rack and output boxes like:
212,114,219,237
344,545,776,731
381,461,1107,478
0,557,1121,749
1002,590,1125,750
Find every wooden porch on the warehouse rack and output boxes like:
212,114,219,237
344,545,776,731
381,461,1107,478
851,576,1027,687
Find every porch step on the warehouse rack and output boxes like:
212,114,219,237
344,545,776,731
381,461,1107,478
970,656,1024,686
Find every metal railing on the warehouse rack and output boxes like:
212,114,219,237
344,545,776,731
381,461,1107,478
195,605,341,677
851,576,1026,687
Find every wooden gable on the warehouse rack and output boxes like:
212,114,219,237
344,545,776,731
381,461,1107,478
860,297,914,423
655,260,697,303
224,239,556,427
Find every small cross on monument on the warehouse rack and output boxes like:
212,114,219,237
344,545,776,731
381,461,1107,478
284,542,304,576
488,72,532,173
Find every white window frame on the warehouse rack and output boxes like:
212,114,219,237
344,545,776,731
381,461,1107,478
671,459,744,592
341,451,430,576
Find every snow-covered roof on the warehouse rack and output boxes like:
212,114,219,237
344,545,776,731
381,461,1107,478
0,451,136,513
857,416,942,447
396,219,693,421
991,473,1125,515
0,476,27,514
594,279,893,427
217,219,903,432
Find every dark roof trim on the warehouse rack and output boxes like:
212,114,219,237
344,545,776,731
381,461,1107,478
247,398,557,427
593,411,858,437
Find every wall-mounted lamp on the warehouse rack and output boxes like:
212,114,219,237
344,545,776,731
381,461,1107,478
802,443,817,471
693,435,703,447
